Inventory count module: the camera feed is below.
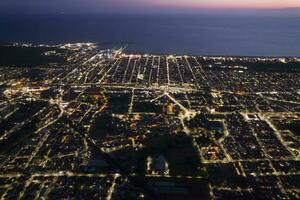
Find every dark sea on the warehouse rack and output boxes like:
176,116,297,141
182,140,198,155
1,13,300,56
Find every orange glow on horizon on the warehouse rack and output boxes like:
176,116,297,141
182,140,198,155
151,0,300,10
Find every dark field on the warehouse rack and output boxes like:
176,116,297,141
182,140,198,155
0,46,66,67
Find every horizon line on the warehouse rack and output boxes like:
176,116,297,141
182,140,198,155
0,6,299,15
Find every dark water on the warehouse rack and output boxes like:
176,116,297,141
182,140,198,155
1,14,300,56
